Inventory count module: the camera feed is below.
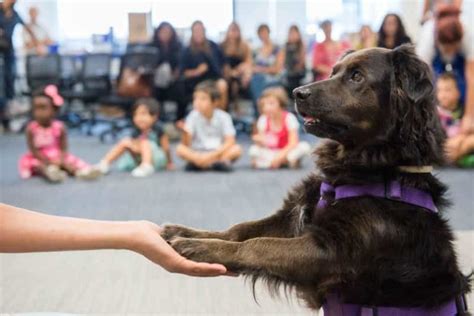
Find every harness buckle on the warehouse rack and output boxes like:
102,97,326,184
455,294,469,314
360,306,378,316
385,181,401,200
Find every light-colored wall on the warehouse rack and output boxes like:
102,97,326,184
234,0,307,46
12,0,471,48
14,0,59,42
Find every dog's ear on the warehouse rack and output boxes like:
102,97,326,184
339,49,355,61
389,44,445,165
391,44,433,104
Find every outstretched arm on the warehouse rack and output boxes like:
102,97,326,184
0,203,227,277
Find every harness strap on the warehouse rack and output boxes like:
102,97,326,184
317,181,437,213
358,295,468,316
455,294,469,315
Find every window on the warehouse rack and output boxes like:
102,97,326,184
56,0,233,40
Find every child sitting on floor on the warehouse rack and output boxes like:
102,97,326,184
249,87,310,169
95,98,174,177
176,80,242,172
436,73,474,167
18,85,100,183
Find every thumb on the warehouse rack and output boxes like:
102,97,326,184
174,257,227,277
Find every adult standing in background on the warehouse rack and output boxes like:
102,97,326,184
22,6,52,54
0,0,40,132
180,21,228,111
421,0,463,24
377,14,412,49
417,4,474,134
312,20,351,81
150,22,186,123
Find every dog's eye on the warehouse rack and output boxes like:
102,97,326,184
350,70,363,83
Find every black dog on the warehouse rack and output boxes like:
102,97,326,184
162,45,471,314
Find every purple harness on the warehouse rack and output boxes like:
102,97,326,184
317,180,467,316
317,180,437,212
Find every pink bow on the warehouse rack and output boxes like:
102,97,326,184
44,85,64,107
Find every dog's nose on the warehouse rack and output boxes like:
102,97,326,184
293,88,311,100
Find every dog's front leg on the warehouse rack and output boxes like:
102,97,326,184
162,209,301,242
170,234,331,282
162,176,322,242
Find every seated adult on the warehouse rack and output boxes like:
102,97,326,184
281,25,306,98
220,22,252,106
417,4,473,110
249,24,283,117
354,24,377,50
377,14,412,49
180,20,228,112
312,20,351,81
150,21,186,122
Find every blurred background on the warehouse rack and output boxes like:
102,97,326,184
1,0,473,314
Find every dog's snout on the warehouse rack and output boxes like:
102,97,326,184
293,88,311,100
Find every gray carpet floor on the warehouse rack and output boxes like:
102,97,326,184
0,133,473,314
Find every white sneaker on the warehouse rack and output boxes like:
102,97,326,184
95,161,110,175
131,164,154,177
75,167,102,181
44,165,67,183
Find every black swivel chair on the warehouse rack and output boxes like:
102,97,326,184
60,55,81,91
98,48,159,142
61,53,112,134
59,55,82,126
15,55,62,132
25,54,62,94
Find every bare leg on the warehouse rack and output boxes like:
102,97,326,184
458,135,474,158
102,138,138,164
219,144,242,162
176,144,213,168
60,162,78,175
445,136,464,162
32,163,51,180
138,139,153,166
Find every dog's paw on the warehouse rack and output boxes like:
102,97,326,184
170,237,215,263
161,224,197,242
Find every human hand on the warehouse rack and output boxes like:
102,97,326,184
166,162,176,171
35,45,48,56
445,136,463,162
196,63,209,76
251,134,265,146
461,115,474,135
128,221,228,277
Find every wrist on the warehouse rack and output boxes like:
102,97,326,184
121,221,160,253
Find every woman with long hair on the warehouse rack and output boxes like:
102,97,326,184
377,13,411,49
281,25,306,97
151,22,186,122
221,22,252,104
249,24,283,117
180,21,228,111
